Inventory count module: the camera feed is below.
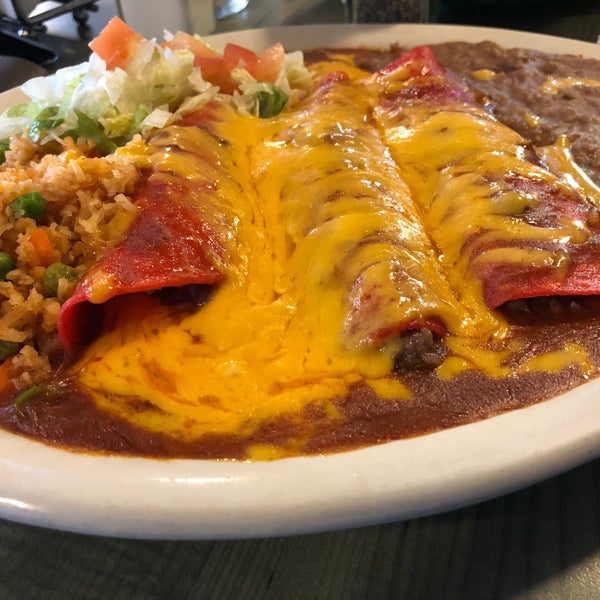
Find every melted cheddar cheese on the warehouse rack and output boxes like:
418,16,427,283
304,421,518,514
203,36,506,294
541,76,600,94
66,58,596,448
370,67,598,320
73,79,424,441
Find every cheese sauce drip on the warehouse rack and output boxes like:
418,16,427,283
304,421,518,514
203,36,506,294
253,72,466,349
541,76,600,94
537,135,600,211
72,80,436,442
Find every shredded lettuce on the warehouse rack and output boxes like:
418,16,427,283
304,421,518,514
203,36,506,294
232,71,289,117
28,106,65,142
63,110,120,155
0,32,312,152
281,51,314,97
256,85,288,118
0,44,208,148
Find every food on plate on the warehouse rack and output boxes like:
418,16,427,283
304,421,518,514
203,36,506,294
0,19,599,458
58,101,246,349
370,46,600,312
431,41,600,186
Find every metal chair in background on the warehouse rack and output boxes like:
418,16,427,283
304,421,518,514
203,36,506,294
0,1,99,66
2,0,99,33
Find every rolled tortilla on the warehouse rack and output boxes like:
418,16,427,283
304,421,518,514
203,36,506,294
58,101,247,350
369,46,600,316
252,67,468,353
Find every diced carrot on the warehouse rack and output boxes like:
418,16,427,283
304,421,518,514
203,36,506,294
0,361,11,393
29,228,54,267
89,16,145,71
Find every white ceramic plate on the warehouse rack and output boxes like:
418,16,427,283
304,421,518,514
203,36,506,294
1,24,600,540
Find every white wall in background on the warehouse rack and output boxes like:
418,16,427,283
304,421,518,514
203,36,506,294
118,0,215,38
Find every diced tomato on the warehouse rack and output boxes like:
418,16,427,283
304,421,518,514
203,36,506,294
222,43,284,83
92,18,285,94
192,44,263,95
163,37,267,94
192,42,285,94
89,16,145,71
255,43,285,82
193,56,238,94
161,31,217,59
222,43,260,74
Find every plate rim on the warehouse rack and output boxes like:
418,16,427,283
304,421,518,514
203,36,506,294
1,22,600,539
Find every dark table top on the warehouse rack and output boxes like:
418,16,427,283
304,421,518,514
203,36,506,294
1,1,600,598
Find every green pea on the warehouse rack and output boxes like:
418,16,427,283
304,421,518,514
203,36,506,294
43,262,78,296
0,340,20,361
9,191,47,223
0,252,15,281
